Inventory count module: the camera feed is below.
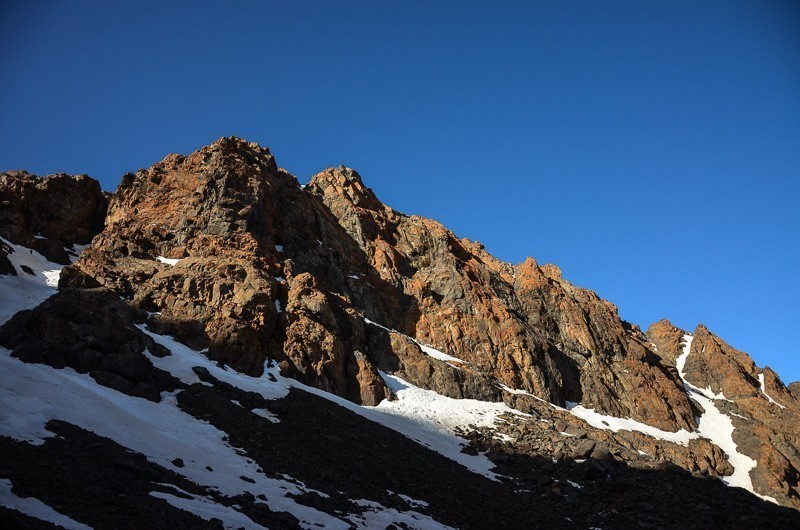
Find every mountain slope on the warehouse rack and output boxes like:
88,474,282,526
1,138,799,528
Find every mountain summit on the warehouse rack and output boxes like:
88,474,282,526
1,137,798,528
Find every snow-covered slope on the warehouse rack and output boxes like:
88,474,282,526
0,237,79,325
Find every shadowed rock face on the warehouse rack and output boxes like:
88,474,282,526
4,136,797,508
0,288,180,402
0,170,108,265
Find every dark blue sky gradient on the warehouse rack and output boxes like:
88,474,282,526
2,1,798,381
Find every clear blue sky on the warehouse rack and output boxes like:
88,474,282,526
2,1,798,382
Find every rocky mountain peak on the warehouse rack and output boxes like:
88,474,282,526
102,136,290,263
647,318,686,365
540,263,562,280
308,165,383,211
203,135,277,167
2,138,799,518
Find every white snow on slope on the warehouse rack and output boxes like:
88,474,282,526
758,373,785,409
0,345,358,528
150,490,266,529
363,318,465,363
565,403,698,445
497,380,699,445
0,478,92,530
1,336,460,529
156,256,181,266
137,326,288,400
0,238,65,325
496,382,557,407
300,372,506,479
368,372,528,479
393,492,429,509
139,326,508,480
351,498,454,530
678,335,777,503
139,327,496,515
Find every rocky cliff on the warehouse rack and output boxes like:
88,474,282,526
0,170,107,272
64,138,699,427
1,137,799,528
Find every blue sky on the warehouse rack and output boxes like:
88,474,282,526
2,1,798,382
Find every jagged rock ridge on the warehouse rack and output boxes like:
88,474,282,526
65,138,698,427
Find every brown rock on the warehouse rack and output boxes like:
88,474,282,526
0,288,179,402
0,170,108,265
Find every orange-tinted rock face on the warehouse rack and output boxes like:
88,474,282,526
306,165,696,432
53,139,743,433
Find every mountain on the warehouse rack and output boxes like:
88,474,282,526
1,137,798,529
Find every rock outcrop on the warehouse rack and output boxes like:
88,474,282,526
0,170,108,265
0,288,180,402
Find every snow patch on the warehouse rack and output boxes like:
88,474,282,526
565,402,698,445
678,335,778,503
156,256,181,266
0,238,68,325
350,498,453,530
416,343,462,363
496,382,557,408
366,372,525,479
758,373,785,409
392,492,429,509
0,478,92,530
363,318,466,364
150,490,267,529
138,328,289,401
